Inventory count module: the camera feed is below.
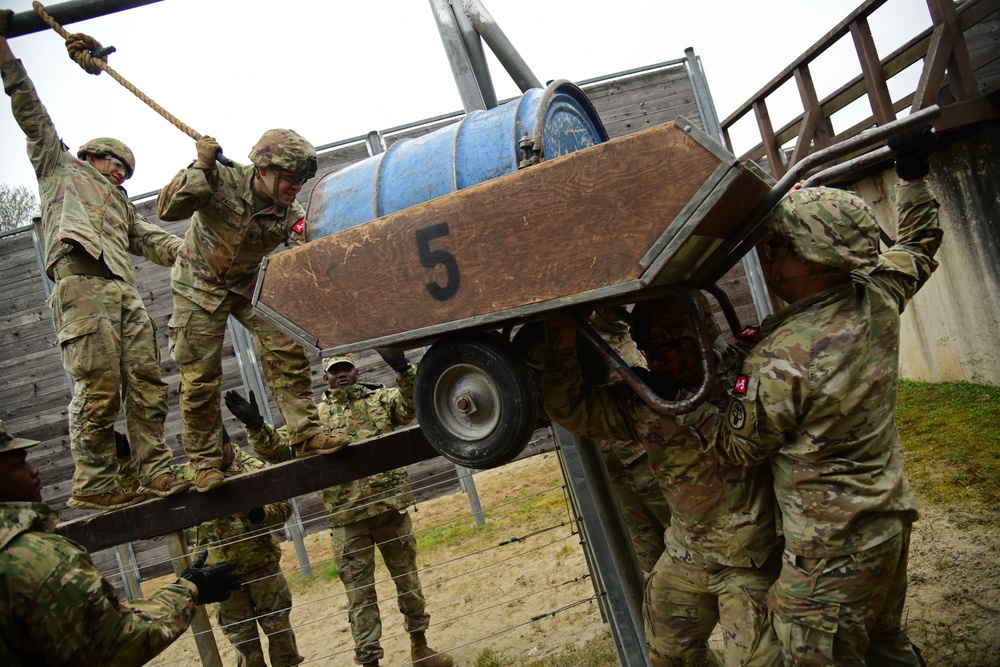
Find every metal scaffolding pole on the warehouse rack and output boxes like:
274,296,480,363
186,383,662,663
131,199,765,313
7,0,163,38
553,425,650,667
463,0,542,92
684,47,773,323
428,0,489,112
227,317,312,577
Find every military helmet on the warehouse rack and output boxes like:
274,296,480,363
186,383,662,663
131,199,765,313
77,137,135,178
631,291,720,349
765,186,879,271
0,420,40,453
249,129,318,180
323,353,356,373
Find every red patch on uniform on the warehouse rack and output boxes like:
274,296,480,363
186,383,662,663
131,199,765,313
736,326,760,340
292,218,305,234
732,374,749,395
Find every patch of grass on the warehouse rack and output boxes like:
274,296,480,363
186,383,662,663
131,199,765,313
473,633,616,666
416,519,483,550
897,380,1000,510
912,619,977,664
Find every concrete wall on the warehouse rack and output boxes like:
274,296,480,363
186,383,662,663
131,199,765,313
853,121,1000,386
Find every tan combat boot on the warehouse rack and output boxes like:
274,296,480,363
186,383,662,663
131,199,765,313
139,472,190,497
67,487,147,511
410,632,453,667
296,433,349,457
195,468,226,492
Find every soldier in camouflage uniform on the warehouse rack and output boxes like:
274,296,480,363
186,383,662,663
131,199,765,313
0,418,241,665
156,131,348,493
590,309,672,573
628,128,941,666
543,293,781,667
226,351,453,667
175,428,304,667
0,26,189,511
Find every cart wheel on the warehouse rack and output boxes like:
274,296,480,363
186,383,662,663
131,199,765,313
415,332,539,469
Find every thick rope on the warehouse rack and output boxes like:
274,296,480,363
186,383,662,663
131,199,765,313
32,1,201,140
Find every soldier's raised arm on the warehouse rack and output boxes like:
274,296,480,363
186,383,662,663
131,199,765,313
1,21,64,181
156,136,224,221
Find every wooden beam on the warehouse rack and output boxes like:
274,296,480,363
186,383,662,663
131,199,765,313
720,0,890,128
794,64,834,152
926,0,980,99
850,16,897,124
914,24,954,110
753,99,786,177
57,426,440,553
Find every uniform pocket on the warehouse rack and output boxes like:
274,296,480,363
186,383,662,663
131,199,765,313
770,591,839,666
166,310,198,365
57,315,112,379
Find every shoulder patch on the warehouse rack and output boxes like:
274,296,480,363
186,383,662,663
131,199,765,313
292,218,305,234
727,400,747,430
736,326,760,340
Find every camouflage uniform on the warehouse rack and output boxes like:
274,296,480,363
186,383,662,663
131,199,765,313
688,183,942,665
0,501,199,665
250,364,436,665
591,310,672,573
2,59,182,499
544,313,781,666
156,155,320,470
175,448,303,666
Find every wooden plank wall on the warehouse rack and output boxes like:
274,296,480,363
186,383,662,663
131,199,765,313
0,60,759,581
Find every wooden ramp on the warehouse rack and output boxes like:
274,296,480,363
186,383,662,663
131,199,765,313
254,120,772,355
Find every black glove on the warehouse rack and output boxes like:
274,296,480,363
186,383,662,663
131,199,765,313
180,549,242,605
376,347,411,373
887,124,937,181
0,9,13,37
114,431,131,459
225,390,264,430
246,506,266,524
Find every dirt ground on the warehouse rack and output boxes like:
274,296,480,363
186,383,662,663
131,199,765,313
146,452,1000,667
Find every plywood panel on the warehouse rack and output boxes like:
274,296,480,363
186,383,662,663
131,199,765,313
260,122,725,350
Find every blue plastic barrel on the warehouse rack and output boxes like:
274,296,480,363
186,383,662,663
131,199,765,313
306,80,608,240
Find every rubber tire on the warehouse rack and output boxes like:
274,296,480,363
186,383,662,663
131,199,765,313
415,331,539,469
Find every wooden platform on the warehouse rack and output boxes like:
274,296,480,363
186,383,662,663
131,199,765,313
255,120,771,355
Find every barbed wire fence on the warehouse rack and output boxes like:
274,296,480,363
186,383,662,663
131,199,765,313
107,450,610,666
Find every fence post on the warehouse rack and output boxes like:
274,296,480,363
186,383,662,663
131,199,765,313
552,424,650,667
164,531,223,667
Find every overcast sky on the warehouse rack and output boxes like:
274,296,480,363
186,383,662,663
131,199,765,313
1,0,930,198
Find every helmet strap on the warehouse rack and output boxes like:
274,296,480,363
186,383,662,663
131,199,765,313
87,154,112,182
271,167,283,205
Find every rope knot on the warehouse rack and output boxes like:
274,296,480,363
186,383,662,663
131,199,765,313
65,33,107,75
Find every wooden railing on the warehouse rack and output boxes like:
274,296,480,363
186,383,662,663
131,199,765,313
721,0,1000,177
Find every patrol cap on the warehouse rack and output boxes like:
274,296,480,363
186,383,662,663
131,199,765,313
77,137,136,178
765,186,879,271
323,353,356,373
631,291,720,349
0,420,40,453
